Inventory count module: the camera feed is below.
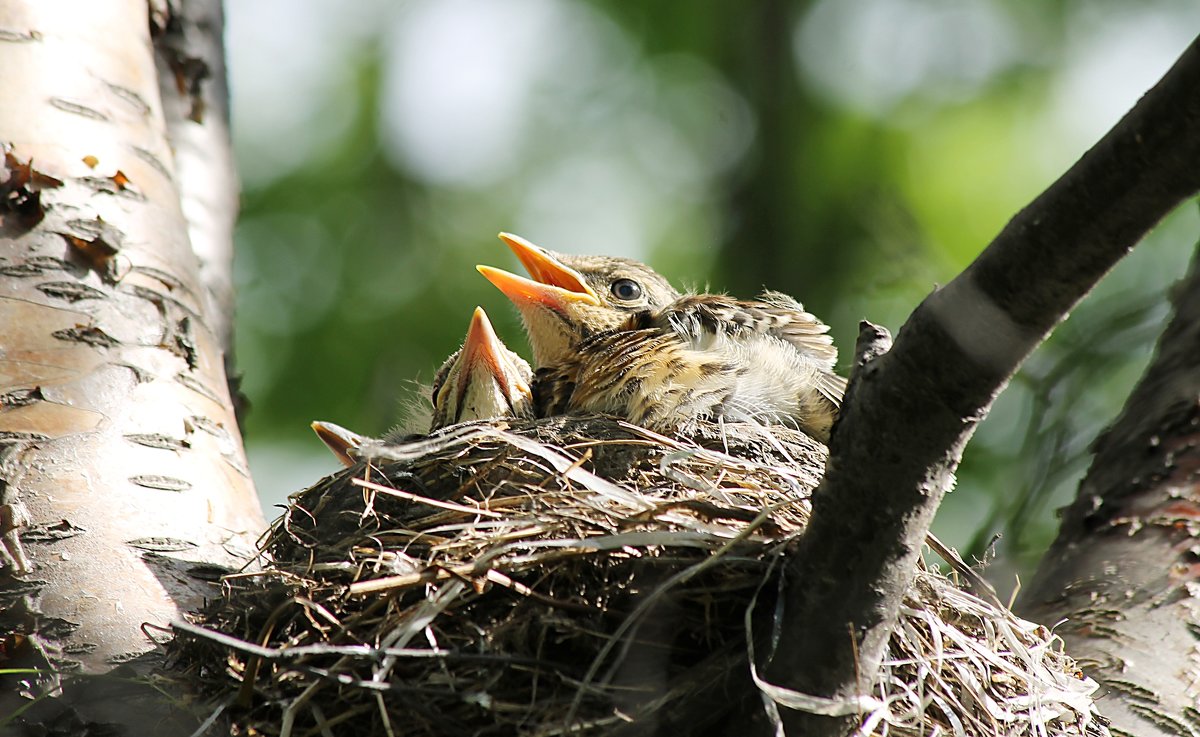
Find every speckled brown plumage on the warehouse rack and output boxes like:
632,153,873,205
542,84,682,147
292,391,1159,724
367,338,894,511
535,291,845,441
480,234,846,442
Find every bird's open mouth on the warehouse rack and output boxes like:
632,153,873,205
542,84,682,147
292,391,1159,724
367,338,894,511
457,306,526,405
477,233,601,311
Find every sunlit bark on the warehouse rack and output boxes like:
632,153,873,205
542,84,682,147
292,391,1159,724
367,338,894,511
0,0,263,725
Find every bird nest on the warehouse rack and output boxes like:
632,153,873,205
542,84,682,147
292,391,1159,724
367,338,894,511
171,417,1105,737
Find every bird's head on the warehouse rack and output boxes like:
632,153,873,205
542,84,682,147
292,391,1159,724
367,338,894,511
477,233,679,367
430,306,533,429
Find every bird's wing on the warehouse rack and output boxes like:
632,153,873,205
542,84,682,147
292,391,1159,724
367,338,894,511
652,292,839,370
751,291,839,369
814,367,847,407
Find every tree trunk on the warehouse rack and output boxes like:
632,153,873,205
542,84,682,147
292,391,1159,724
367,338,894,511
1018,239,1200,737
0,0,263,726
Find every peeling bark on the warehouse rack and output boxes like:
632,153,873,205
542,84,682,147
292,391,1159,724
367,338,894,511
154,0,239,360
0,0,264,726
1018,242,1200,737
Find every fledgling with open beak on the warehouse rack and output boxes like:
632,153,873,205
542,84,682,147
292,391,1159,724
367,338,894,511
476,233,680,368
478,233,845,442
311,307,533,465
428,306,534,430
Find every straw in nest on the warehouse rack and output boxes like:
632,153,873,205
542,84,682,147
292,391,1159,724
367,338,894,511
172,416,1105,737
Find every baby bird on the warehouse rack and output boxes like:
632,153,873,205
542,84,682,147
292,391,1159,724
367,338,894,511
536,291,846,441
428,306,534,429
476,232,679,368
311,307,533,466
477,233,845,442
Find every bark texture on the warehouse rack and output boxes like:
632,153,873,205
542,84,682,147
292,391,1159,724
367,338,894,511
764,36,1200,736
1018,242,1200,737
154,0,239,358
0,0,262,712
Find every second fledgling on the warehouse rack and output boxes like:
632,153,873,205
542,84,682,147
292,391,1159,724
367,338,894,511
428,306,534,429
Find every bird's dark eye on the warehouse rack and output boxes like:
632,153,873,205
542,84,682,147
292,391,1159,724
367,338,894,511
610,278,643,302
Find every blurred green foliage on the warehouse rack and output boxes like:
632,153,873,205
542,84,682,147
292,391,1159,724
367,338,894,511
227,0,1199,586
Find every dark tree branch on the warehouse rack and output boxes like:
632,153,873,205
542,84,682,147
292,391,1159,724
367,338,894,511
1016,237,1200,737
764,34,1200,736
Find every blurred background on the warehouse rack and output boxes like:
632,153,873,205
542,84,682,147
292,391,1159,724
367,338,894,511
225,0,1200,590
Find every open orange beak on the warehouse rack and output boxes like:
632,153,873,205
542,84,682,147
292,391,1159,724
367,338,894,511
477,233,600,312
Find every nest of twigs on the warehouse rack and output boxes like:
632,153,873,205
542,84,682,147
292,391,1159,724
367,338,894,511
172,416,1105,737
